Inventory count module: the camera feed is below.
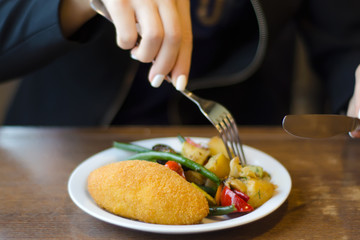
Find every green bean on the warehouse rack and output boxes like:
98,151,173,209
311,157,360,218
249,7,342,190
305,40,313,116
113,141,150,153
126,151,221,185
177,134,186,143
208,205,236,216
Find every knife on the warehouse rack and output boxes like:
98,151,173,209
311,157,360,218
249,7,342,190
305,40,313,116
282,114,360,138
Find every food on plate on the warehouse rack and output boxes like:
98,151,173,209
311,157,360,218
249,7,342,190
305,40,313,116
88,135,276,225
207,136,231,158
244,179,275,208
181,140,211,165
204,153,230,179
226,157,275,208
87,160,209,225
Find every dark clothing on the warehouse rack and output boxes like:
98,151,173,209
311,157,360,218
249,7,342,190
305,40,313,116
1,0,360,126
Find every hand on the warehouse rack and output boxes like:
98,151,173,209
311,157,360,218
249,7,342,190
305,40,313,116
101,0,192,90
347,64,360,138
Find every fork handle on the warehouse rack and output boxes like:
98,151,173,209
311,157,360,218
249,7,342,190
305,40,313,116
179,89,205,107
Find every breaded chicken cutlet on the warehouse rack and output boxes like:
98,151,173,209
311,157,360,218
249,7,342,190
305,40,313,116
87,160,209,225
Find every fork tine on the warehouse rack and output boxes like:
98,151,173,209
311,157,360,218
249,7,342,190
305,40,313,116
216,121,234,160
226,115,247,166
180,88,247,166
219,114,247,166
224,115,237,157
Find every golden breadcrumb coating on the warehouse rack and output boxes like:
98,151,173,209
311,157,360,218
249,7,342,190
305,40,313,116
87,160,209,225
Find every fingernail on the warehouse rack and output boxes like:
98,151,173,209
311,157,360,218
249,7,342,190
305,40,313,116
349,109,360,138
151,74,164,88
175,75,187,91
130,53,137,60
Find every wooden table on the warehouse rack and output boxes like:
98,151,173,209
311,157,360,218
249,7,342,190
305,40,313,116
0,126,359,239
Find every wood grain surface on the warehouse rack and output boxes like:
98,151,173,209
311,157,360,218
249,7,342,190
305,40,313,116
0,126,359,239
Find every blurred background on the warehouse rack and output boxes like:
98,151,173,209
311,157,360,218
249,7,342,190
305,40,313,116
0,79,19,125
0,37,321,125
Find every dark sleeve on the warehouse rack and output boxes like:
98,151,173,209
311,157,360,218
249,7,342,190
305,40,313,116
0,0,81,81
298,0,360,113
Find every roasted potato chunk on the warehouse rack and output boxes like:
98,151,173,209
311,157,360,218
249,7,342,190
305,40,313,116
245,179,275,208
181,141,210,165
204,153,230,179
208,136,231,159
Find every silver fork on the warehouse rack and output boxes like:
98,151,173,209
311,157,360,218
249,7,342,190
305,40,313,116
180,89,247,166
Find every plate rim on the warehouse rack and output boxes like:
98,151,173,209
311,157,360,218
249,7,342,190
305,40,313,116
68,137,292,234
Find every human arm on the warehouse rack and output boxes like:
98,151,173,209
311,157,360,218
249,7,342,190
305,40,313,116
1,0,192,90
0,0,80,81
0,0,105,81
59,0,97,37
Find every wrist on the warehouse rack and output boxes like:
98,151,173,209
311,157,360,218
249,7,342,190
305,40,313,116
60,0,97,37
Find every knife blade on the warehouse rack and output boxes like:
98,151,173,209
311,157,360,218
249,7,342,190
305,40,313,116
282,114,360,138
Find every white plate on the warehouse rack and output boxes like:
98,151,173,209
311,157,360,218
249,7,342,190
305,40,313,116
68,137,291,234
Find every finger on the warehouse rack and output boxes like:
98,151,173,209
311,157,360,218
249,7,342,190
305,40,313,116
348,64,360,138
148,0,182,87
103,0,138,49
349,106,360,138
169,0,192,90
354,65,360,116
130,1,164,63
356,64,360,80
349,130,360,138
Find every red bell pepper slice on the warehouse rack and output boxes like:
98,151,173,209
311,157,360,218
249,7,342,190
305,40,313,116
221,186,253,212
165,161,185,178
233,189,250,202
